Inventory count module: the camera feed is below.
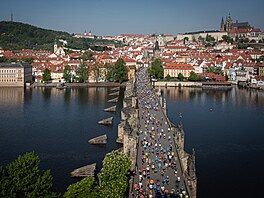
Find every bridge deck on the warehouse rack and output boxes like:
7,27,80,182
132,68,189,198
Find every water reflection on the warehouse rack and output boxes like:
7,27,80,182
0,88,24,108
162,87,264,111
0,86,123,193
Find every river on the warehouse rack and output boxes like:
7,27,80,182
161,86,264,198
0,86,264,197
0,87,123,192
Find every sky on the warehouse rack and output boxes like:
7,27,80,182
0,0,264,36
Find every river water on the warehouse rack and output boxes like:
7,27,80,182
0,86,264,197
0,87,123,192
161,87,264,198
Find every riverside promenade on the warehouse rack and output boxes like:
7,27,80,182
131,68,195,198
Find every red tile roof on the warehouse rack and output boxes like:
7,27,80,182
165,63,194,70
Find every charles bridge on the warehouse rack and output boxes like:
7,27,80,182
117,70,197,198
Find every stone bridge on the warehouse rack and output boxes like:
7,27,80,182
117,71,197,198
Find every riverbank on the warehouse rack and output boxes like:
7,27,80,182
30,82,127,88
154,81,202,87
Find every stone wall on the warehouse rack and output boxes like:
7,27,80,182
154,81,202,87
117,78,138,167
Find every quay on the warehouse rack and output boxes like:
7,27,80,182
116,68,197,197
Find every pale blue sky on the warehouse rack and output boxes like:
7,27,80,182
0,0,263,35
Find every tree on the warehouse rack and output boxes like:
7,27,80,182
165,74,171,81
198,36,204,42
188,71,198,81
222,35,234,44
92,63,101,83
113,58,128,83
42,68,51,83
98,151,131,198
183,37,189,44
64,176,98,198
76,62,89,83
21,57,34,63
178,73,184,81
63,65,72,82
9,58,17,62
105,63,114,81
148,59,164,80
0,152,57,198
206,67,224,76
225,74,229,81
0,56,8,63
81,50,94,61
206,34,215,42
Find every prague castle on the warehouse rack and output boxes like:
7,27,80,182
220,13,251,32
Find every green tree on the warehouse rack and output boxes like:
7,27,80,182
148,58,164,80
206,67,223,75
98,151,131,198
0,56,8,63
8,58,17,63
206,34,215,42
165,74,171,81
105,63,114,81
198,36,204,42
188,71,198,81
81,50,94,61
113,58,128,83
225,74,229,81
0,152,57,198
76,63,89,83
183,37,189,44
42,68,51,83
178,73,184,81
21,57,34,64
222,35,234,44
63,65,72,82
93,63,101,83
64,176,98,198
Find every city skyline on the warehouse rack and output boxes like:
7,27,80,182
0,0,264,35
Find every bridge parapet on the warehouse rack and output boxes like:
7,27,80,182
156,90,197,198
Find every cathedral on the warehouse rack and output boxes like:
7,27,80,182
220,13,251,32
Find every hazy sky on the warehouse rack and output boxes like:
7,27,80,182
1,0,263,35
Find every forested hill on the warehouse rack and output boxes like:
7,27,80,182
0,21,70,51
0,21,121,51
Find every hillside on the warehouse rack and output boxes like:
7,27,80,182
0,21,121,51
0,21,70,51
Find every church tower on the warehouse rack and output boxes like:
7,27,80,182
11,12,13,22
220,16,225,32
225,13,233,31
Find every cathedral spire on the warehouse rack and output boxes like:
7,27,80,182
220,16,225,32
11,11,13,22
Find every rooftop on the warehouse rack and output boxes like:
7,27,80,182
0,62,31,68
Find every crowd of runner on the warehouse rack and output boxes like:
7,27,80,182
131,68,189,198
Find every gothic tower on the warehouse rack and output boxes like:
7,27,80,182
225,13,233,31
11,12,13,22
220,16,225,32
